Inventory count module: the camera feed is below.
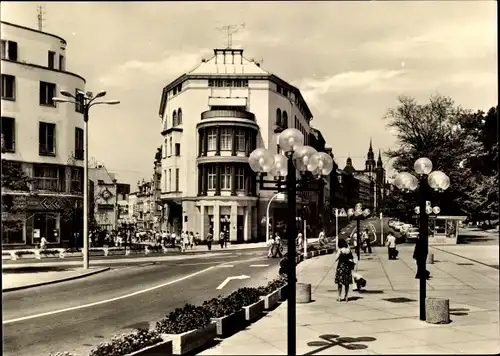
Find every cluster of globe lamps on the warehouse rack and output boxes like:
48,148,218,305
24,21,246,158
393,157,450,193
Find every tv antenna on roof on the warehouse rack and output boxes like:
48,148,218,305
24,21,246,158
37,4,45,31
216,23,245,49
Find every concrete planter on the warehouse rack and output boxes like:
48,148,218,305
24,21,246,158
162,322,216,355
211,309,246,337
126,340,173,355
62,252,83,258
2,253,12,260
261,288,281,310
243,299,265,321
319,249,326,255
89,249,106,257
107,248,126,256
13,252,36,260
278,284,288,301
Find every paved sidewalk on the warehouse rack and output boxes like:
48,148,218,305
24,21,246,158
201,245,499,355
2,267,110,292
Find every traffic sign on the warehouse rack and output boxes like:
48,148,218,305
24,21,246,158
337,208,347,217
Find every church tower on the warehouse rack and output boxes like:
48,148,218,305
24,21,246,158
365,138,376,178
375,149,386,212
344,155,355,175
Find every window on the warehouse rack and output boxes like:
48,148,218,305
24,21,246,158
163,170,167,190
221,165,231,190
33,165,60,191
75,89,84,113
39,122,56,156
175,143,180,156
163,139,168,158
209,79,248,87
1,116,15,153
282,111,288,128
177,108,182,125
236,167,245,190
71,167,83,192
40,81,56,106
33,213,60,243
48,51,55,69
207,165,216,190
1,74,15,100
169,137,173,156
59,54,65,70
207,128,216,151
172,111,177,126
276,109,281,125
1,40,17,61
74,128,84,160
168,169,172,191
295,116,298,129
175,168,179,191
220,128,232,150
236,129,245,151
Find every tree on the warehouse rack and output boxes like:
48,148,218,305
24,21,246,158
384,95,496,219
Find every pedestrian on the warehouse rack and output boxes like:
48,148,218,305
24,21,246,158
181,231,189,252
224,230,229,248
413,236,431,279
206,231,213,250
334,239,356,302
219,230,225,249
195,232,200,246
296,233,303,251
189,231,194,249
318,229,327,247
273,232,283,258
361,228,372,254
73,231,80,248
267,234,275,258
40,236,48,250
386,232,397,260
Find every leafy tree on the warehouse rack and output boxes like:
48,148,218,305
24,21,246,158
1,159,33,192
383,95,496,219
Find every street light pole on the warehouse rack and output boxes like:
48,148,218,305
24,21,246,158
417,176,429,320
286,153,297,356
356,217,361,260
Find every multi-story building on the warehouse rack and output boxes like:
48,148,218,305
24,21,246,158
89,164,130,231
157,47,318,242
1,21,86,248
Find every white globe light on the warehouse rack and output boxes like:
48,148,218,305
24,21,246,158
347,208,354,217
269,154,288,178
395,172,418,191
248,148,274,173
428,170,450,191
278,128,304,153
314,152,334,176
292,146,318,172
414,206,420,215
414,157,433,175
425,206,433,215
363,209,370,217
407,174,419,191
432,206,441,214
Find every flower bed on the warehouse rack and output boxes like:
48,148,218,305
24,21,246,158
89,329,163,356
14,250,36,259
257,278,286,309
39,249,61,257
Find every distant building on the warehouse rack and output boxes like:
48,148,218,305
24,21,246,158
1,21,86,248
89,165,130,231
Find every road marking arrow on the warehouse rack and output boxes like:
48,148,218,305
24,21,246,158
216,275,250,290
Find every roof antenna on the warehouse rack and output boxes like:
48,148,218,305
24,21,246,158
216,23,245,49
37,4,45,31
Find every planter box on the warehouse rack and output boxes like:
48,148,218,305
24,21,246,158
319,249,326,255
107,248,126,256
2,253,12,260
126,340,173,356
278,284,288,301
211,309,246,337
262,288,281,310
162,322,216,355
243,299,265,321
89,249,106,257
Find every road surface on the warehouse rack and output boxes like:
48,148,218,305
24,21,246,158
3,250,280,356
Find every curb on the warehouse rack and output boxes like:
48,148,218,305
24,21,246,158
430,246,499,270
2,267,111,292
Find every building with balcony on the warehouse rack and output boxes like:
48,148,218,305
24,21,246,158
157,48,318,242
1,21,86,248
89,164,130,231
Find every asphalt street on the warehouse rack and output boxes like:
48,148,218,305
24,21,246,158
3,250,280,356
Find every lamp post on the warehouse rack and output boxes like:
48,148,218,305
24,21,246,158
248,128,333,356
347,204,370,260
53,90,120,269
394,157,450,321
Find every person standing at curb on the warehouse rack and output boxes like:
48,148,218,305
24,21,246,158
189,232,194,249
267,234,275,258
334,239,355,302
273,232,283,258
386,232,397,260
219,230,225,249
318,229,327,247
206,231,213,250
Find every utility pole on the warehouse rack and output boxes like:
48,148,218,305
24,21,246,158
37,5,45,31
216,23,245,49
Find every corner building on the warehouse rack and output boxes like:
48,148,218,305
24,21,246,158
158,48,315,242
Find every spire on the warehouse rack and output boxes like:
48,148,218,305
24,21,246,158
369,137,373,151
377,149,383,168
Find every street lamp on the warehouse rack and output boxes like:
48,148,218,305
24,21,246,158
347,204,371,260
53,90,120,269
249,128,333,356
394,157,450,321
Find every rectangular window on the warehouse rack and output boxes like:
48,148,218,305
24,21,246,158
33,213,60,243
221,165,231,190
220,128,232,151
168,169,172,191
1,116,15,152
236,129,245,151
163,139,167,158
39,122,56,156
163,170,167,191
236,167,245,190
169,137,172,156
74,127,84,160
1,40,18,61
207,165,216,190
1,74,15,100
48,51,55,69
39,81,56,106
71,167,83,192
207,128,217,151
175,143,180,156
75,89,84,113
33,165,60,191
59,54,65,70
175,168,179,191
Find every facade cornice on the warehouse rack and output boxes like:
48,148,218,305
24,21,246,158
196,156,249,164
1,59,86,83
1,21,67,44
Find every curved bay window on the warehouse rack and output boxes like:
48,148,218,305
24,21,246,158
197,163,256,197
198,126,257,157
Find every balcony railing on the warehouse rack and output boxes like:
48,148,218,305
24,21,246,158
201,110,255,121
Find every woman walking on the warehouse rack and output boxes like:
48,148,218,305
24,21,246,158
334,239,356,302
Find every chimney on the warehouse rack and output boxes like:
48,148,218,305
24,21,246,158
214,49,225,65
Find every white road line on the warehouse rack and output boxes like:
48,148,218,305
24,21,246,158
218,264,234,268
249,264,269,267
3,266,215,325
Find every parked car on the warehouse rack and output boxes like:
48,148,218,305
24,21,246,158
406,227,419,242
392,222,404,231
401,224,413,235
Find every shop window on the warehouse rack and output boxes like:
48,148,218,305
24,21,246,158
1,219,24,244
33,213,60,243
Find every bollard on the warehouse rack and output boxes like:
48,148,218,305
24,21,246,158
427,253,434,264
296,283,312,303
426,297,450,324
